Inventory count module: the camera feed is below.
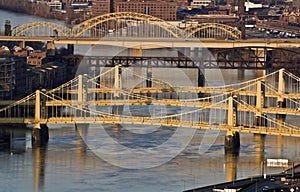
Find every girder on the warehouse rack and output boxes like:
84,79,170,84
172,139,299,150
71,12,185,38
12,22,71,37
71,53,300,70
185,23,242,39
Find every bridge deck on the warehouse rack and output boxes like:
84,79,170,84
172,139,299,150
1,36,300,48
1,117,299,137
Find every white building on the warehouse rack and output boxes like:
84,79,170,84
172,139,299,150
244,1,263,11
47,1,63,10
191,0,212,8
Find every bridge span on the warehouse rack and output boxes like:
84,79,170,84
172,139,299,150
1,36,300,49
0,65,300,152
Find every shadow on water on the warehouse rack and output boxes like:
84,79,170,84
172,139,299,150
32,141,47,192
0,128,29,153
0,130,10,151
0,128,47,192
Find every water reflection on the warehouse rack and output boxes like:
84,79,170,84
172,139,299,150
1,127,300,191
32,143,47,192
0,130,10,151
225,152,238,182
254,134,265,175
276,135,284,158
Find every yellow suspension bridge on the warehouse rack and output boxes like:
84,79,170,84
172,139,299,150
1,66,300,148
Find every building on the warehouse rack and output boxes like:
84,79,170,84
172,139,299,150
114,1,177,20
0,57,27,100
92,0,110,16
280,8,300,24
28,61,67,89
191,0,213,8
244,1,263,12
185,11,239,26
47,1,63,10
293,0,300,8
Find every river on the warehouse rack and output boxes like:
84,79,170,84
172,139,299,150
1,9,300,192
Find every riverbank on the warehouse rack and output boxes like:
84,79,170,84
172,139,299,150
0,0,67,23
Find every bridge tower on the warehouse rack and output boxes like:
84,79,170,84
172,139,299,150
225,95,240,154
198,56,205,87
255,80,267,126
276,68,286,127
32,90,49,144
146,63,152,88
78,74,87,110
112,65,124,115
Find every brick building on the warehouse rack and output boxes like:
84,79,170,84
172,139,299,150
0,57,27,100
92,0,110,16
114,1,177,20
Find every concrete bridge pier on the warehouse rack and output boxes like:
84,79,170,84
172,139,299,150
198,67,205,87
32,124,49,144
197,67,205,98
146,65,152,98
225,131,240,154
225,96,240,153
237,68,245,80
146,65,152,88
67,44,74,55
46,41,55,56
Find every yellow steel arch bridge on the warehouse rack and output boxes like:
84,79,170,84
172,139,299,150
185,23,242,39
11,12,242,39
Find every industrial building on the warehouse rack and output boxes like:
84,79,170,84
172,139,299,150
0,57,27,100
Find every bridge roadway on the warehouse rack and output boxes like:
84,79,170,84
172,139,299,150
1,116,299,137
1,87,295,106
1,36,300,48
88,87,297,98
58,87,300,100
44,99,300,116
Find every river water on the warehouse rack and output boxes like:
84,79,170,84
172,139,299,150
1,9,300,192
